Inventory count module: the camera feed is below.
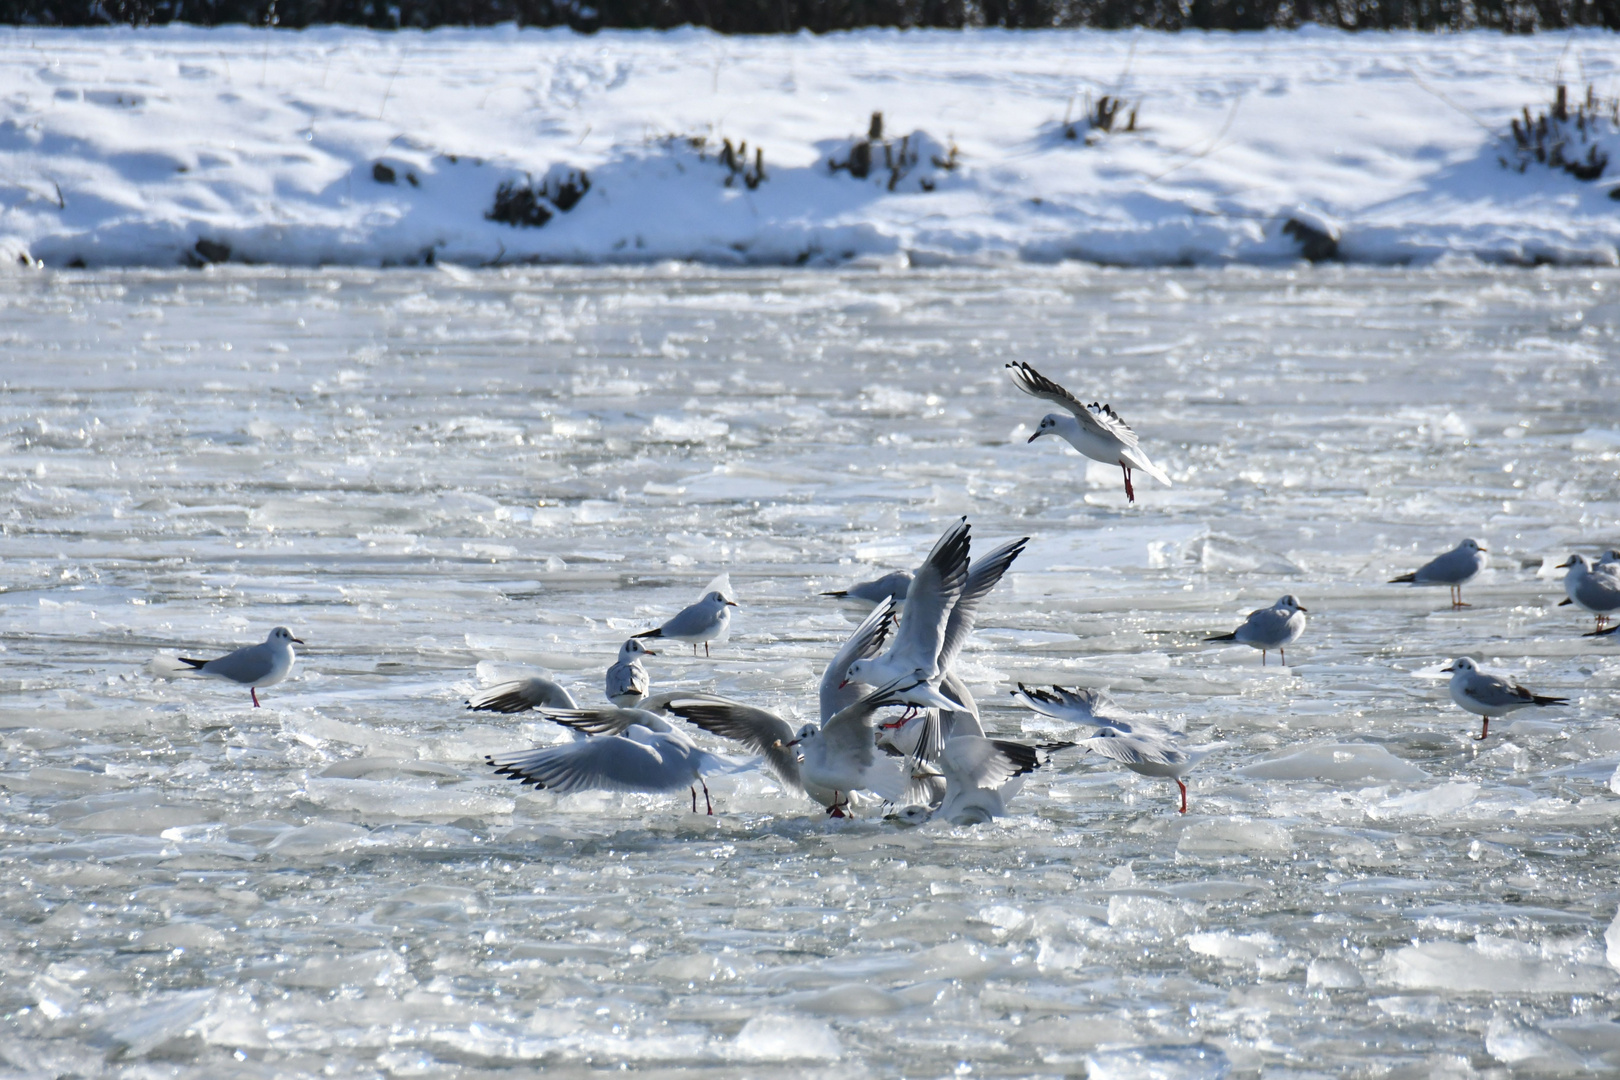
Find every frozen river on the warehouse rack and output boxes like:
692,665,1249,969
2,263,1620,1077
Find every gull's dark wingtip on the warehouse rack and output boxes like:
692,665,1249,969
177,657,209,669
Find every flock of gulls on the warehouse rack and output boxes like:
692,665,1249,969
162,363,1615,823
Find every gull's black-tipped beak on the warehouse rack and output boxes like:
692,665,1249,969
1557,557,1576,568
291,637,306,645
642,647,658,656
1478,546,1489,553
837,680,849,689
784,738,801,747
1441,664,1455,672
725,600,739,607
1027,431,1042,443
1296,606,1308,613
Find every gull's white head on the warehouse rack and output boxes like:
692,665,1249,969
1559,554,1592,571
703,590,740,608
268,626,305,646
888,805,933,826
1441,657,1477,675
1028,414,1064,443
1275,595,1307,614
620,638,656,659
840,657,874,689
784,722,821,754
1461,538,1487,553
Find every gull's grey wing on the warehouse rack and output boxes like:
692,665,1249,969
1080,732,1189,768
1006,361,1140,449
606,660,648,702
936,537,1029,675
657,599,723,639
1574,572,1620,611
535,706,668,737
821,679,909,773
663,697,804,791
819,596,898,722
1235,607,1294,648
487,734,688,794
1464,673,1565,709
940,671,984,739
1414,545,1480,585
824,570,913,604
199,643,276,685
940,736,1026,790
468,676,578,714
888,518,972,673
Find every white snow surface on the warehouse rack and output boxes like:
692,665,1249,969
2,25,1620,268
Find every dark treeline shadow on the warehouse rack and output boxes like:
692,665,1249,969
4,0,1617,33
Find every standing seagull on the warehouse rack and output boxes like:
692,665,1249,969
1441,657,1568,741
1206,595,1308,666
606,638,656,707
635,587,739,657
1389,538,1488,608
1006,361,1171,503
1557,555,1620,631
178,626,303,707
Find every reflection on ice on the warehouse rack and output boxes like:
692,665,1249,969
0,264,1619,1075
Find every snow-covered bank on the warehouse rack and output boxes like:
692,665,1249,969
1,25,1618,268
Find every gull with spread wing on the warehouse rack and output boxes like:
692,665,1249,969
1006,361,1171,503
841,517,973,714
898,737,1074,825
665,597,901,816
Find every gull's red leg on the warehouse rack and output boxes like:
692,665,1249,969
1120,464,1135,503
691,786,697,812
1177,780,1188,815
702,778,714,816
252,687,261,707
1476,718,1489,741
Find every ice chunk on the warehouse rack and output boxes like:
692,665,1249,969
1370,782,1478,819
1177,819,1293,856
1573,428,1620,453
96,989,216,1059
733,1014,841,1061
284,949,408,989
1385,941,1615,993
1183,534,1305,575
1185,931,1278,963
1238,743,1427,783
1306,958,1363,988
1108,895,1196,934
1086,1043,1230,1080
1607,908,1620,972
265,822,372,857
1485,1017,1586,1068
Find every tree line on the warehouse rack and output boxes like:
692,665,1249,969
5,0,1616,33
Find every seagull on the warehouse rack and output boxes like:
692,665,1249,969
634,588,738,657
841,518,973,713
1006,360,1171,503
931,736,1074,825
1441,657,1568,741
606,638,655,707
1557,555,1620,631
1389,538,1488,608
821,569,913,605
1206,595,1308,666
177,626,303,707
666,597,900,816
486,707,740,814
785,679,915,816
869,534,1029,761
1079,730,1221,814
1011,683,1156,735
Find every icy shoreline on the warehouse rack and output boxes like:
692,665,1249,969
1,25,1618,269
